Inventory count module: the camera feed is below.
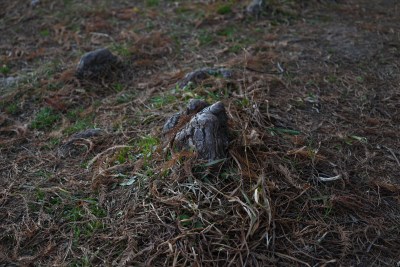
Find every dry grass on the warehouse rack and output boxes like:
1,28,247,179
1,0,400,266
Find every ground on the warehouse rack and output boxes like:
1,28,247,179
0,0,399,266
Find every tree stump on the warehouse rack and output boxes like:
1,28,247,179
163,99,229,161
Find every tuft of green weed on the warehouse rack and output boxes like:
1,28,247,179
30,107,61,130
325,74,338,84
198,31,214,46
113,83,124,92
111,43,131,57
39,29,50,37
115,147,134,164
64,118,94,135
36,189,46,203
356,76,364,83
5,103,18,114
146,0,159,7
116,92,136,104
229,44,243,53
64,108,94,135
45,137,61,149
178,214,192,227
150,94,176,108
236,97,250,108
137,135,159,161
217,26,236,39
70,257,91,267
217,4,232,15
66,107,84,121
0,65,10,75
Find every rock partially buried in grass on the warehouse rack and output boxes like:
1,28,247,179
76,48,121,80
246,0,264,16
164,99,229,161
178,67,233,89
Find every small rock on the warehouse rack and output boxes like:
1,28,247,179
31,0,40,7
164,100,229,161
178,67,233,89
76,48,121,80
0,77,19,95
0,76,18,87
71,128,104,139
246,0,264,16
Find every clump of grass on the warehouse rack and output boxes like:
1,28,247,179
5,103,18,114
138,135,159,159
116,92,136,104
30,107,61,130
113,83,124,92
64,118,94,135
0,65,10,75
39,29,50,37
64,107,94,135
217,4,232,15
115,146,134,164
198,31,214,46
66,107,84,121
229,44,243,53
150,94,176,108
217,26,236,38
146,0,159,7
111,43,131,57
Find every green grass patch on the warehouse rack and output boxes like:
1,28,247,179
30,107,61,130
217,26,236,39
217,4,232,15
5,103,18,115
137,135,159,160
64,118,94,135
45,137,61,149
115,146,135,164
229,44,243,53
150,94,176,108
66,107,84,121
198,31,214,46
111,43,131,57
116,92,136,104
39,29,50,37
146,0,159,7
0,65,10,75
113,83,124,92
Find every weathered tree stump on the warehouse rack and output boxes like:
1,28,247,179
163,99,229,161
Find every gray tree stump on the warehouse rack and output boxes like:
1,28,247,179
163,99,229,161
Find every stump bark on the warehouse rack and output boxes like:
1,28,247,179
163,100,229,161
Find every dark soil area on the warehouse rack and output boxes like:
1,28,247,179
1,0,399,266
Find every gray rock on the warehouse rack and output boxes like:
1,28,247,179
31,0,40,6
76,48,121,80
71,128,104,139
0,77,19,95
0,77,18,87
164,100,229,161
246,0,264,16
178,67,233,89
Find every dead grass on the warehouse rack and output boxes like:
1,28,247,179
1,0,400,266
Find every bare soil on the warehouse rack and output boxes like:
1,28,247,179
1,0,399,266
